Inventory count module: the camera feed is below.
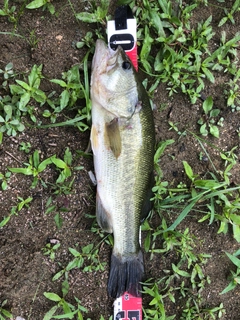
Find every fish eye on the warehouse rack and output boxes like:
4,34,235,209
122,61,132,70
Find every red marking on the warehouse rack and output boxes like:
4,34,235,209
126,44,138,71
115,292,142,320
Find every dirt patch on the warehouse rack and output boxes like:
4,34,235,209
0,1,240,319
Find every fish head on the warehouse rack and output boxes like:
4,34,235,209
91,39,139,119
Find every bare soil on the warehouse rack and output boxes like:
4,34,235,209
0,1,240,319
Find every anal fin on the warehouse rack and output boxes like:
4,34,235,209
96,193,113,233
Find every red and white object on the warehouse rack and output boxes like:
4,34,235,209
114,292,142,320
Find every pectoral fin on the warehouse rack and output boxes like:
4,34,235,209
105,118,122,158
90,125,99,155
96,193,113,233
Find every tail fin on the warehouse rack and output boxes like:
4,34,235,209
107,251,144,299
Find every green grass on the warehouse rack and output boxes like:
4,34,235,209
0,0,240,319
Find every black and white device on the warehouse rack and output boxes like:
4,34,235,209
107,5,138,70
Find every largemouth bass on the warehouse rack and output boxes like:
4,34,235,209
90,39,155,298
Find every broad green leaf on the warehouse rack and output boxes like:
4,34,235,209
232,0,240,12
51,157,67,169
28,64,42,87
74,166,84,171
172,263,190,277
33,150,40,167
19,92,31,110
200,123,208,136
2,180,8,190
230,214,240,225
16,79,31,90
0,9,7,16
140,26,154,73
63,167,71,179
62,279,69,297
64,148,72,165
4,104,12,118
54,213,63,229
8,166,33,175
46,196,52,207
43,305,59,320
203,96,213,114
209,124,219,138
48,3,55,14
10,84,25,95
61,300,73,315
43,110,51,117
18,197,33,211
44,292,61,302
66,258,83,271
226,251,240,268
69,247,80,257
1,308,12,317
210,108,220,117
165,193,202,232
18,123,25,132
32,89,47,103
26,0,46,9
218,220,228,235
144,231,151,252
5,62,13,71
10,119,20,125
183,161,194,181
51,79,67,87
56,172,66,184
0,215,11,227
227,94,235,106
76,12,98,23
24,196,33,204
234,249,240,256
45,205,56,214
150,10,165,37
82,243,93,254
220,280,236,294
194,180,219,189
202,67,215,83
60,90,70,110
52,269,65,281
154,139,174,163
168,291,175,303
38,156,54,172
218,16,228,27
233,224,240,242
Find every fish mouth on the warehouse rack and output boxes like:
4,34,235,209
92,39,121,75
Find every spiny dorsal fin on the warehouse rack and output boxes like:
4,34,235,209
105,118,121,158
